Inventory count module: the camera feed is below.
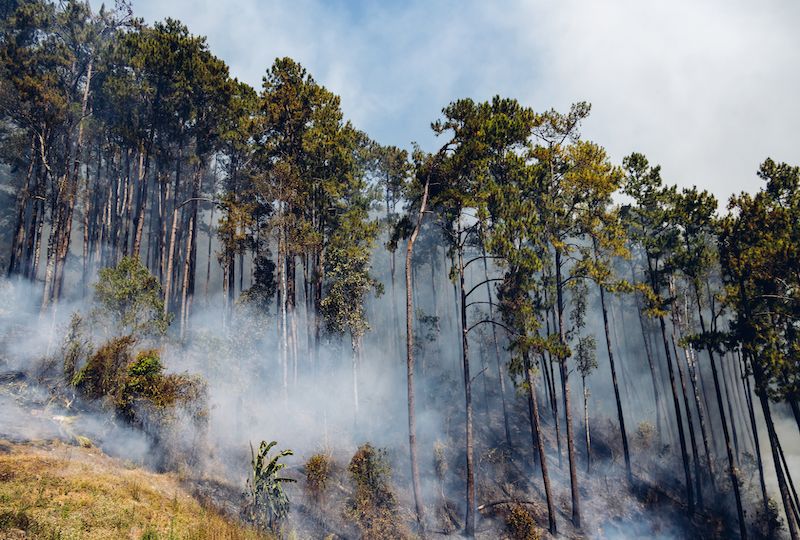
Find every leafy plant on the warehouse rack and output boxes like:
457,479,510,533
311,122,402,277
92,256,171,337
245,441,295,532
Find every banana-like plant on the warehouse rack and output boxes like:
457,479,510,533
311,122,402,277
246,440,295,531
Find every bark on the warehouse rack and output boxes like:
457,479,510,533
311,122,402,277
694,286,747,538
741,353,769,513
7,133,37,277
555,249,581,527
405,176,428,531
582,377,591,473
672,332,703,508
480,238,511,448
658,313,695,513
757,384,799,540
524,352,556,534
598,278,631,482
179,210,194,339
457,220,475,538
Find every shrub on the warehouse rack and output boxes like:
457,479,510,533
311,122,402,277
72,335,136,399
305,453,331,503
505,504,541,540
635,421,656,449
345,443,409,539
71,338,208,468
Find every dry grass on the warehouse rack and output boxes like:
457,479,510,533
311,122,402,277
0,440,272,540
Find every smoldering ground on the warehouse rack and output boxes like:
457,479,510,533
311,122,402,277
0,231,797,539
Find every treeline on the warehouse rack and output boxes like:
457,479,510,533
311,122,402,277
1,2,799,539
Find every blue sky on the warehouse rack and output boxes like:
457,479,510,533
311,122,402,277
131,0,800,202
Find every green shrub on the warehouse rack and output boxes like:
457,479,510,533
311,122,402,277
70,337,207,468
72,335,136,399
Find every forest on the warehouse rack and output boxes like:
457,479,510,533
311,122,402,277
0,1,799,539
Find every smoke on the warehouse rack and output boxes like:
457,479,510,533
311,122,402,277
0,225,798,538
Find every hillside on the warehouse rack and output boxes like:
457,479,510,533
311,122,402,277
0,440,270,540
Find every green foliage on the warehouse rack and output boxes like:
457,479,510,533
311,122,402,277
719,158,800,403
71,337,207,435
71,335,136,398
576,335,598,378
245,441,295,532
92,256,171,337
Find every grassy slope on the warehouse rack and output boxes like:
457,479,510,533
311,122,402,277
0,440,272,540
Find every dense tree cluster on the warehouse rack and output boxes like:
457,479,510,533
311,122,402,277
1,2,799,539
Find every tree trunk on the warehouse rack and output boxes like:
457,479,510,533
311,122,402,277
658,313,695,514
524,351,556,534
480,239,511,448
694,287,747,538
672,331,703,509
756,383,800,539
457,222,475,538
598,279,631,482
741,352,769,513
405,176,428,531
555,249,581,527
583,376,591,473
7,133,36,277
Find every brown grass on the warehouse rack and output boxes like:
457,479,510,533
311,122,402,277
0,441,272,540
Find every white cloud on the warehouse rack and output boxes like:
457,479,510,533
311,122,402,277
130,0,800,202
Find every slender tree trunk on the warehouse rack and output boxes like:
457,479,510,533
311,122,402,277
405,177,428,531
583,376,591,473
7,134,37,277
555,249,581,527
480,239,511,448
694,288,747,538
598,277,631,482
721,355,742,461
672,331,703,508
741,353,769,513
637,298,664,439
776,435,800,526
457,220,475,538
179,211,194,339
756,382,799,539
524,351,556,534
658,313,695,514
543,285,562,467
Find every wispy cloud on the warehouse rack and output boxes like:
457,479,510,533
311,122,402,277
131,0,800,202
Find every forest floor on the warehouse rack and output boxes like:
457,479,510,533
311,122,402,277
0,369,735,539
